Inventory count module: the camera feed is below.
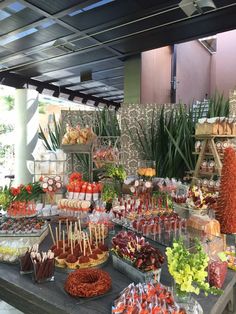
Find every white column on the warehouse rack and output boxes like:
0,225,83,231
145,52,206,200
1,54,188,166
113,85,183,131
14,89,39,185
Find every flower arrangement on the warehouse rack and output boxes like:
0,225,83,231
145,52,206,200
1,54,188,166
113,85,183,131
0,182,43,211
166,239,222,296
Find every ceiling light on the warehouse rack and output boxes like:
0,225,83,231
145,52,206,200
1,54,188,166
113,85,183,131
53,39,76,53
179,0,216,17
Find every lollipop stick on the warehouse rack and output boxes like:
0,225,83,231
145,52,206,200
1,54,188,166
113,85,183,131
78,232,82,251
66,219,69,237
94,226,98,248
48,224,56,245
83,235,86,256
98,225,101,243
101,224,104,244
89,224,92,244
78,218,82,233
59,220,61,241
87,235,92,254
70,236,73,255
63,230,65,254
55,227,59,248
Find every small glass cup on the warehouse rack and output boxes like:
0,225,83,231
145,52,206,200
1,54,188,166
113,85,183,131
32,258,55,283
19,252,33,275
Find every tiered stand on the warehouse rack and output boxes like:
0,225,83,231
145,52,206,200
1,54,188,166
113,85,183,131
190,135,236,184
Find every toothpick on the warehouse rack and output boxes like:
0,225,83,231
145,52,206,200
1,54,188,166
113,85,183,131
48,224,55,245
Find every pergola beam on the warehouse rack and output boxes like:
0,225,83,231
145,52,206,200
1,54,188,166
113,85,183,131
0,72,120,107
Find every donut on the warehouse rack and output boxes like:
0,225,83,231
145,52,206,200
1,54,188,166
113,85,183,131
64,269,111,297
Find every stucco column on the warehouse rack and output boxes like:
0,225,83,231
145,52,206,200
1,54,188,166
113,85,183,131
124,54,141,104
14,89,39,185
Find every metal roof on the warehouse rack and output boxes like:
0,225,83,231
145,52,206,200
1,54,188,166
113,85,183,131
0,0,235,107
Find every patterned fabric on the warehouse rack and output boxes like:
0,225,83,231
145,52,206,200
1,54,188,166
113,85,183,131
229,90,236,118
120,103,175,175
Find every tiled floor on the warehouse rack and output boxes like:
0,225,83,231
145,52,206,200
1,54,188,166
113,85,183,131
0,301,23,314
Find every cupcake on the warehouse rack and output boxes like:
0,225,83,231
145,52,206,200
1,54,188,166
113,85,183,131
93,248,107,261
65,254,78,269
53,247,63,257
89,253,99,266
55,252,68,267
78,256,91,268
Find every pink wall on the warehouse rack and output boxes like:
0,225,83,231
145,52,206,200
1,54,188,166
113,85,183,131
176,40,211,105
211,29,236,96
140,30,236,105
141,46,172,104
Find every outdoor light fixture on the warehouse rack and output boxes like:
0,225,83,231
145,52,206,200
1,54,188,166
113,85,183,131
179,0,216,16
94,100,99,107
68,94,75,101
52,89,60,98
36,86,44,93
82,97,88,104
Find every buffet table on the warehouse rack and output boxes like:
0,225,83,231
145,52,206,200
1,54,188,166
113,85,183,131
0,231,235,314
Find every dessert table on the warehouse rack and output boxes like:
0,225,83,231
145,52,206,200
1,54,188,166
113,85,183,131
0,230,235,314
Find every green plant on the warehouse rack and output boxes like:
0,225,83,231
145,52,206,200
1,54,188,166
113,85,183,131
38,113,62,151
94,108,121,137
127,109,159,172
105,164,126,182
1,95,14,111
101,182,117,202
166,239,222,296
207,92,230,118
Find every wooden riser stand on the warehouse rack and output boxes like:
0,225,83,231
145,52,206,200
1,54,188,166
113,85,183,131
190,135,235,184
